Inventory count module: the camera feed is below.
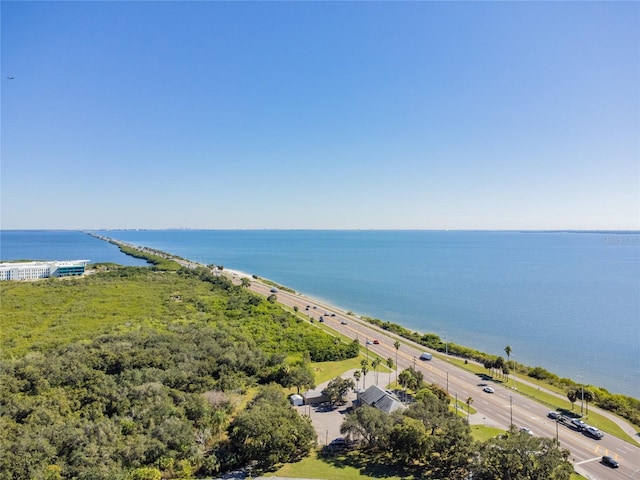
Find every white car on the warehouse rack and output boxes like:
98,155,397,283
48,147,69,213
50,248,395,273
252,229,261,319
483,386,495,393
519,427,533,436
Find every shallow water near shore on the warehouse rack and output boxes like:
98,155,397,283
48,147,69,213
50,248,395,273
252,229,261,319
3,229,639,398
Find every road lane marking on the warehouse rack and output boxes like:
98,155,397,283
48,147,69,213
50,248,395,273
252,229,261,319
575,456,602,465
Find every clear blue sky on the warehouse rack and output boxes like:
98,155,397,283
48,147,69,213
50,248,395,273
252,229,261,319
2,1,638,230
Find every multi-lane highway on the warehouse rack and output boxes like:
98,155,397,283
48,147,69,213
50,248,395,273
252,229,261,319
243,276,640,480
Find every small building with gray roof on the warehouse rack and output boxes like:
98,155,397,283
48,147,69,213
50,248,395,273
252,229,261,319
358,385,406,414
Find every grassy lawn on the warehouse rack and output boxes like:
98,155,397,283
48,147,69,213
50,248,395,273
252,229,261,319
470,425,505,442
266,450,406,480
310,358,364,385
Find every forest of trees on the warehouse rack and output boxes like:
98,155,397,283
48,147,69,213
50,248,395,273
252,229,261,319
336,372,573,480
0,264,578,479
0,265,356,479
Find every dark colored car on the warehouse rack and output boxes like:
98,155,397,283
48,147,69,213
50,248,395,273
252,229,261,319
373,339,380,344
329,437,349,449
601,456,619,468
571,419,587,431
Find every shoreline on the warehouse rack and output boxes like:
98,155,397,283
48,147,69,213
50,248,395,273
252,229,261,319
89,234,640,415
96,233,638,397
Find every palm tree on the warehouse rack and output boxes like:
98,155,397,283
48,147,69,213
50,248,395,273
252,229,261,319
394,340,400,385
583,389,594,417
398,369,411,402
371,357,381,385
360,359,369,389
466,396,474,423
386,357,394,387
567,390,577,411
353,369,361,391
505,345,513,384
493,357,505,381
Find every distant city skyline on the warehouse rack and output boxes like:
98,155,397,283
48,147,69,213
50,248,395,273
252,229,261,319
2,1,638,230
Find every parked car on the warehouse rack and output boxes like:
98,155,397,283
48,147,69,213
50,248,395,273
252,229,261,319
483,386,495,393
585,426,604,439
571,419,587,431
601,456,619,468
329,437,349,449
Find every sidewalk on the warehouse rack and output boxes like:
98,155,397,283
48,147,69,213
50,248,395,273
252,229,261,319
503,370,640,445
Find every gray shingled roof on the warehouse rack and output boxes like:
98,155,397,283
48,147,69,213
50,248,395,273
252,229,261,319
359,385,406,414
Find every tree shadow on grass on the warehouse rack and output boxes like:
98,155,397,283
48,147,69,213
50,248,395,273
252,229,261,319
318,447,418,479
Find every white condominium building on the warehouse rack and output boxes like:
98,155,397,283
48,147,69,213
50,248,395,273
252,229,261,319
0,260,89,281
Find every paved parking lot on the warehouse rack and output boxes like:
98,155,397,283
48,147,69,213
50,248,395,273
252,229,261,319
295,369,359,446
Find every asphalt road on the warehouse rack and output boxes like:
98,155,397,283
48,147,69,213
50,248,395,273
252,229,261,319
238,277,640,480
98,239,639,480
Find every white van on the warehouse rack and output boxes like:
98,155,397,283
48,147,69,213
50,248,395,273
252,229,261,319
419,352,433,361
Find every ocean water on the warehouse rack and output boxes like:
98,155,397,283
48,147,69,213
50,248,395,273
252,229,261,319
0,230,149,267
3,229,639,398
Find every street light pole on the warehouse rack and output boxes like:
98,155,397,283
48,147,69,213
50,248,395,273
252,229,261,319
443,331,448,357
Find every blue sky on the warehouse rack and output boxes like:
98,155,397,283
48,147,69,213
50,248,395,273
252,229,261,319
2,1,638,230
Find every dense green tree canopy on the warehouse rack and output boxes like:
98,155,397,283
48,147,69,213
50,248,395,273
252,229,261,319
338,389,570,480
322,377,355,406
472,426,573,480
0,267,357,479
226,384,316,472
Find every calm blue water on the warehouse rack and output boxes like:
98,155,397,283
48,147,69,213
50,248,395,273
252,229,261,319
0,230,149,266
2,229,639,398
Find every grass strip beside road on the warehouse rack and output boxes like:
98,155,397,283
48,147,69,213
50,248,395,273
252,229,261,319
448,357,632,442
